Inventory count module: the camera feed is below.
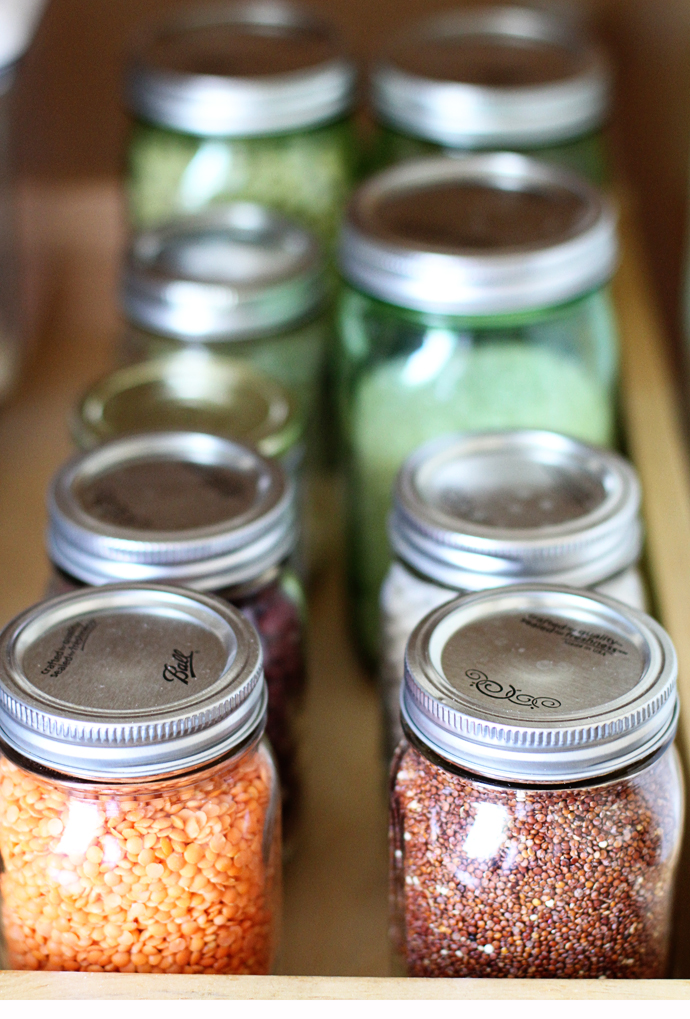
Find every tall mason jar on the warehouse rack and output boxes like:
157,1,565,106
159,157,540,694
391,585,684,978
337,154,619,662
0,584,280,973
370,6,611,184
46,431,305,839
380,429,646,759
125,0,357,244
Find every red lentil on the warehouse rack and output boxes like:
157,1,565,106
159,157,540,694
0,743,279,974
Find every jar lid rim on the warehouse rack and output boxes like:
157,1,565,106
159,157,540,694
372,6,611,147
390,430,642,588
48,431,298,589
123,204,328,341
339,154,618,315
127,1,356,136
0,583,267,779
402,584,678,782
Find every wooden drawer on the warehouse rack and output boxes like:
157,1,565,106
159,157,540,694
0,183,689,999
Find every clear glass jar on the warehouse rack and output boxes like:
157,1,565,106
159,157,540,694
391,586,683,978
47,433,305,838
0,584,280,973
380,430,646,758
369,7,610,185
337,155,619,662
391,740,683,978
125,1,357,245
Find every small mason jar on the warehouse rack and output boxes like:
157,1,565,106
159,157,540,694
380,429,646,758
0,583,280,973
46,431,305,838
126,0,357,244
337,153,619,662
121,204,330,464
370,6,611,184
391,585,684,978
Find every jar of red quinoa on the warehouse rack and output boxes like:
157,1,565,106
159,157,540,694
0,583,280,974
391,584,683,978
46,431,304,837
381,429,645,758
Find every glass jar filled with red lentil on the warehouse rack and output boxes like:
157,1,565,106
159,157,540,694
391,584,683,978
0,583,280,974
46,431,305,837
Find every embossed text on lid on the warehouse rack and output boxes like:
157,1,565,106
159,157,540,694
403,585,678,782
0,584,266,779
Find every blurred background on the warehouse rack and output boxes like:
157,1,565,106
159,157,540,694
12,0,690,374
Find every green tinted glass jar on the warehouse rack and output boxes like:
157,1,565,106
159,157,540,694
337,154,619,662
121,203,329,461
126,1,357,244
370,6,610,184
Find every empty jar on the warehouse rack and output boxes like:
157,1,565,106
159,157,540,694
380,429,645,757
126,0,357,242
391,585,683,978
0,583,280,973
370,6,610,183
336,153,619,662
46,432,305,835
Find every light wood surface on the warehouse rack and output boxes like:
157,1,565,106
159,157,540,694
1,973,690,1000
1,182,690,997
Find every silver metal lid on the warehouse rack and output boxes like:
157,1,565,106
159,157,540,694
0,583,266,780
391,430,641,591
123,204,327,342
339,153,617,314
72,353,304,461
127,1,356,137
403,585,678,783
372,6,611,148
48,432,296,590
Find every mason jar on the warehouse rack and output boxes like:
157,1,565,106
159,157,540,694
0,583,280,973
337,153,619,662
126,0,357,244
70,352,321,573
391,585,683,978
121,204,330,465
370,6,611,184
46,431,305,839
380,429,645,758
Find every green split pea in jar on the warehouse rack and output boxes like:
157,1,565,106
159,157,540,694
336,152,619,662
370,5,611,184
125,0,358,244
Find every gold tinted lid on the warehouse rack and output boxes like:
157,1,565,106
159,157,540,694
73,353,303,460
